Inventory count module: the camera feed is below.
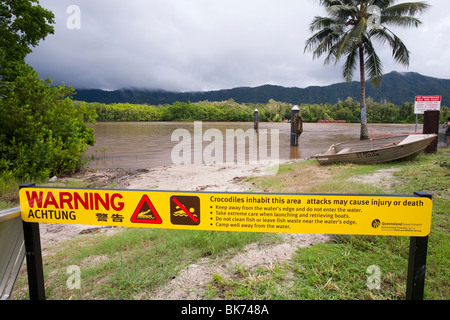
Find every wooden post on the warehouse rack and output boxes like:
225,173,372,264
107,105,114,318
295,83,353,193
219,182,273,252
405,192,432,300
290,105,299,146
423,110,439,153
20,183,45,300
253,108,259,132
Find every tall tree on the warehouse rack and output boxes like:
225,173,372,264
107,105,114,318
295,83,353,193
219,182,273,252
304,0,430,140
0,0,54,81
0,1,96,179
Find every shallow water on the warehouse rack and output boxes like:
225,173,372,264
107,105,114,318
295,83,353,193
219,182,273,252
85,122,423,170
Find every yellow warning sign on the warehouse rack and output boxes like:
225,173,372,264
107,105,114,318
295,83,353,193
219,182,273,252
19,187,433,237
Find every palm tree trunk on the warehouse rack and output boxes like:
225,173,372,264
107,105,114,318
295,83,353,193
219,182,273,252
359,45,369,140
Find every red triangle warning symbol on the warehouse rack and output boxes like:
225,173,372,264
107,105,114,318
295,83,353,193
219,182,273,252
130,195,162,224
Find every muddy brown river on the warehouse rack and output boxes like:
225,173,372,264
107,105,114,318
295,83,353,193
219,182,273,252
85,122,423,170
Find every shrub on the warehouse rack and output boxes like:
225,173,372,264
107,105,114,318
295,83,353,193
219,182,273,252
0,66,96,180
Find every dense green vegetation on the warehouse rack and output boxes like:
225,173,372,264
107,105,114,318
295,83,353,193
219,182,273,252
0,0,54,82
0,1,96,182
0,66,96,181
74,97,449,124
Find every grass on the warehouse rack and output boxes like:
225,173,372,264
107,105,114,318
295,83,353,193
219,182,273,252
4,150,449,300
0,172,25,210
12,228,268,300
207,150,449,300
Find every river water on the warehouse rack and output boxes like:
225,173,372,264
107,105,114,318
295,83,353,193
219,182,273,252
84,122,422,170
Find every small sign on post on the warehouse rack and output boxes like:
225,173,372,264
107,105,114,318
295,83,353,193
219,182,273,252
414,96,442,114
414,96,442,132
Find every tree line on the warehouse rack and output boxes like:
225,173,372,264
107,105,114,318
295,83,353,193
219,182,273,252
1,1,96,182
0,67,96,181
74,97,449,124
1,1,446,184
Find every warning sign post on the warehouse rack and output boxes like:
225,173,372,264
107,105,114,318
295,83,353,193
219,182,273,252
414,96,442,114
17,185,434,301
20,187,432,237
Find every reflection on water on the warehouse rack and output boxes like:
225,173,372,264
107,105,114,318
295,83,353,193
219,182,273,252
85,122,422,170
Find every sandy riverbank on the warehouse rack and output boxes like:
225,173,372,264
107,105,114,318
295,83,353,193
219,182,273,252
37,160,330,299
38,160,290,249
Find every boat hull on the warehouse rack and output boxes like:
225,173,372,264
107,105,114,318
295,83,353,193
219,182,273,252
314,134,436,165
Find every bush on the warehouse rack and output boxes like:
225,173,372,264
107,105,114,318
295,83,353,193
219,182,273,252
0,66,96,180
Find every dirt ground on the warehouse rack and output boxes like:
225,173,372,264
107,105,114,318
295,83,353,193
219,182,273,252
33,161,333,299
35,161,400,299
39,161,289,247
38,161,283,250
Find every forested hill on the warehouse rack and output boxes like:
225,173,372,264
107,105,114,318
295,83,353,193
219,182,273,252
74,71,449,106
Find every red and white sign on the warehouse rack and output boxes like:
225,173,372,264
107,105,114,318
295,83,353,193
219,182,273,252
414,96,442,114
130,195,162,224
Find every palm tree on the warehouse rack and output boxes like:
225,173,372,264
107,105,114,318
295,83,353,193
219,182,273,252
304,0,430,140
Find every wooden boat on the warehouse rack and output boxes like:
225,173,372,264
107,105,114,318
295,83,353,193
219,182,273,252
314,134,437,165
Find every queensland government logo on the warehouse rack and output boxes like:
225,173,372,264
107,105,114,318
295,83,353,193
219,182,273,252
372,219,381,228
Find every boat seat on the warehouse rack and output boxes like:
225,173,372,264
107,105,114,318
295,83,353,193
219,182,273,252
398,135,423,145
337,147,352,154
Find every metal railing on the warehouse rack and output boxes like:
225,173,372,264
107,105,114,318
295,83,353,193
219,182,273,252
0,206,25,300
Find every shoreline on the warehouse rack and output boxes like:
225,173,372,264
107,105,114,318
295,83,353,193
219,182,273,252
118,160,293,191
13,150,448,300
38,159,299,252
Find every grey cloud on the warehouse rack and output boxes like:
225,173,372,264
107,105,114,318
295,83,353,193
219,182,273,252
26,0,450,92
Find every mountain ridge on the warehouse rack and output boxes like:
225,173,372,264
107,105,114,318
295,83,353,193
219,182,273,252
74,71,449,106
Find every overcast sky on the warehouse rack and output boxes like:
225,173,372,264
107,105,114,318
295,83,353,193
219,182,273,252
26,0,450,92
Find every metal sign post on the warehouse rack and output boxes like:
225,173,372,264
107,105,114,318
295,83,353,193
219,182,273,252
405,192,432,300
20,183,45,300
